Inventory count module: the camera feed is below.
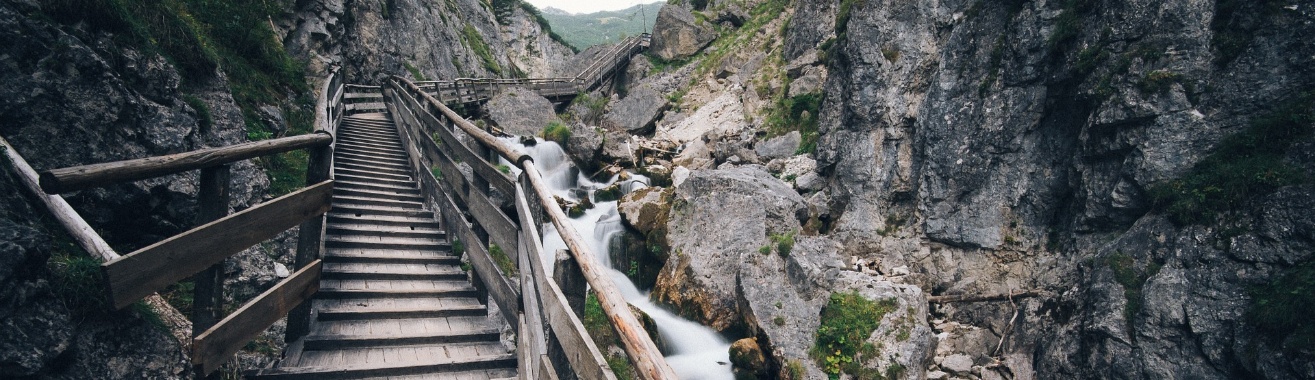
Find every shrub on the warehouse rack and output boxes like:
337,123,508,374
1249,261,1315,353
542,121,572,145
1148,93,1312,225
770,232,795,256
812,292,897,378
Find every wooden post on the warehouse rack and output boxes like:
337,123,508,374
553,249,587,317
286,142,332,342
192,165,230,379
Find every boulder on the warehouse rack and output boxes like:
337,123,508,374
755,131,802,160
649,4,717,61
941,354,974,375
729,337,768,378
617,187,674,237
564,123,604,172
485,87,559,137
653,166,805,333
604,84,668,135
656,86,749,144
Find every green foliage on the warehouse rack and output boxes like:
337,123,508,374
431,165,444,180
161,280,196,316
403,62,428,81
582,293,638,379
785,360,806,380
461,25,503,76
759,245,772,255
1148,93,1313,225
541,121,572,145
774,316,786,326
452,239,466,255
489,244,517,276
835,0,868,35
182,95,212,132
812,292,898,378
770,232,795,257
1047,0,1094,53
48,243,109,314
877,214,906,237
1211,0,1285,66
881,47,900,63
979,36,1006,96
496,164,512,174
1103,252,1162,329
570,92,609,124
1248,260,1315,353
764,92,823,154
1137,70,1183,94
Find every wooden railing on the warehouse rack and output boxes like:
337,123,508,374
414,33,650,107
5,68,351,378
385,75,677,380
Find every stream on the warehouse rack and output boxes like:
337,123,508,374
503,139,735,380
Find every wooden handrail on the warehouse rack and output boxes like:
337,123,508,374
0,136,193,343
388,76,678,380
102,180,333,309
39,132,333,194
193,260,322,375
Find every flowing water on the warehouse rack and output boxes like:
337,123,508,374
504,139,735,380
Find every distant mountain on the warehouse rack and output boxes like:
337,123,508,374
539,2,662,50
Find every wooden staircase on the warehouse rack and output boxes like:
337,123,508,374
250,109,517,379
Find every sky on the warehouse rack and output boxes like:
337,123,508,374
522,0,661,14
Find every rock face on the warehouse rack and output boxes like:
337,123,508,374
486,87,560,136
801,0,1315,377
654,166,805,333
649,4,717,61
284,0,571,82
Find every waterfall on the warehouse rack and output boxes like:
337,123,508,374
513,138,735,380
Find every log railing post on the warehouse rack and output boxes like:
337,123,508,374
191,165,230,379
286,141,332,342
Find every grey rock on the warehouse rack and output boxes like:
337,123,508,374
604,84,668,134
654,166,805,332
564,123,604,170
941,354,974,375
755,131,802,159
649,4,717,61
485,87,560,137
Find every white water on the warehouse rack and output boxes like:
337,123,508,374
505,139,735,380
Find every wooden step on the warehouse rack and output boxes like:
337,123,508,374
326,213,436,228
326,225,444,239
316,305,485,320
318,278,475,292
335,168,414,182
335,175,417,191
335,139,404,152
334,151,410,167
300,329,501,350
248,354,515,379
315,288,477,299
330,204,433,219
322,251,458,266
324,235,446,250
334,157,413,172
338,128,400,139
336,146,408,160
343,93,383,99
332,164,414,179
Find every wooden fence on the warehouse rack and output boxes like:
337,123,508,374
12,67,351,377
385,75,677,380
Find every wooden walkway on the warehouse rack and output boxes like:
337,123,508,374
250,107,517,379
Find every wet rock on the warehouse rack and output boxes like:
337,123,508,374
485,87,560,137
729,337,767,378
649,4,716,61
629,304,665,352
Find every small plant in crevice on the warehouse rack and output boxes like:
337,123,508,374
811,291,898,378
489,244,517,276
1103,251,1162,334
1136,70,1183,94
452,239,465,255
770,232,796,257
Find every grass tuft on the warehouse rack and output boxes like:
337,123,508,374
811,291,898,378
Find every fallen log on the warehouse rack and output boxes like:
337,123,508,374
927,290,1042,304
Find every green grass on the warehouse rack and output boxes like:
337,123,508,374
452,239,465,255
47,242,110,314
488,244,517,276
541,121,572,145
1137,70,1183,94
770,232,795,257
1103,252,1161,332
582,293,637,379
1248,260,1315,353
812,292,898,378
763,92,823,154
1148,93,1312,225
403,62,428,81
835,0,868,35
461,25,503,76
1047,0,1094,54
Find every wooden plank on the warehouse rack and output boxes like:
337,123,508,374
191,166,231,336
0,136,194,343
39,133,332,194
102,181,334,309
193,260,322,376
467,187,517,258
527,226,615,380
460,225,520,331
517,186,547,380
539,355,560,380
402,84,515,196
396,79,528,164
523,164,676,380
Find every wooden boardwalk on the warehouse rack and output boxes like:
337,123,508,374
250,107,517,379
